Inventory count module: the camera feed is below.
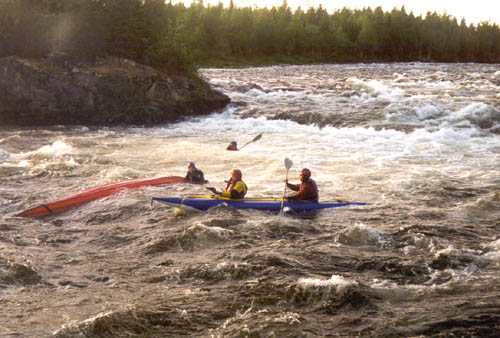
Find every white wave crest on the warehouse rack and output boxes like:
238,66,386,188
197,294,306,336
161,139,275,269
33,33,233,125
297,274,358,295
186,224,233,240
370,279,425,301
335,223,389,247
347,77,405,103
433,246,488,269
484,239,500,263
440,102,500,129
37,140,74,156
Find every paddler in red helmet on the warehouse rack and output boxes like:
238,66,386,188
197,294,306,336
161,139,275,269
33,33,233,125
285,168,319,203
221,169,247,199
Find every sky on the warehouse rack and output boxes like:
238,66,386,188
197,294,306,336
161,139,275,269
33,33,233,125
172,0,499,25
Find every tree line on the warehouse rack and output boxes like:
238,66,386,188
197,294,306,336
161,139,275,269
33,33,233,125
0,0,498,74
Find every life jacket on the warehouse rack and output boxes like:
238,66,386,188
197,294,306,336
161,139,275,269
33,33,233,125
226,144,238,151
185,169,204,182
221,180,247,199
287,179,318,203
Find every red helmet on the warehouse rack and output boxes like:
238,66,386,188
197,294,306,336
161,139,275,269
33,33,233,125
301,168,311,179
232,169,242,180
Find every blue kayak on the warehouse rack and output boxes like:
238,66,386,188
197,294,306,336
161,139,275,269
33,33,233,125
151,194,366,213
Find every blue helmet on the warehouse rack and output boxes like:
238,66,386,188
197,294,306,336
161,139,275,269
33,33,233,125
188,162,195,168
231,141,237,146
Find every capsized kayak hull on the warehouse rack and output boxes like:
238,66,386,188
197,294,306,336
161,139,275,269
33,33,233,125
18,176,186,217
152,195,366,213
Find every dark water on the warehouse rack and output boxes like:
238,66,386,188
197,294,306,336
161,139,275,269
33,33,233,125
1,63,500,337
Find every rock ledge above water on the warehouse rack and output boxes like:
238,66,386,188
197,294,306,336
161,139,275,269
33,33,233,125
0,55,230,126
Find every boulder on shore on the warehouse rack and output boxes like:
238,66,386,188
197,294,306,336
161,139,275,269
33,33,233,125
0,55,230,126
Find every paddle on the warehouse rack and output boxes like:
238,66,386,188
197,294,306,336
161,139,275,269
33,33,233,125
238,133,263,150
280,157,293,213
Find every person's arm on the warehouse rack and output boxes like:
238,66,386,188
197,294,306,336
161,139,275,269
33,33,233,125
288,184,309,201
230,181,246,199
221,180,233,198
221,181,245,199
286,182,300,191
225,178,233,191
193,170,204,182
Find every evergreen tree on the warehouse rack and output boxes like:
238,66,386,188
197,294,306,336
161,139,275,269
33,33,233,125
1,1,499,68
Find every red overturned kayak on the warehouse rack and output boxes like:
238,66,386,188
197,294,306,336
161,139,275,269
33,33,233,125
17,176,185,217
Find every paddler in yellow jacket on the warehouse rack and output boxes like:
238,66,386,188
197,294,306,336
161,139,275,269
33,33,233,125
221,169,247,199
206,169,247,199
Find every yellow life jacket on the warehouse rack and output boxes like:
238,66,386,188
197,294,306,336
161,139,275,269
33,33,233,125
221,180,247,199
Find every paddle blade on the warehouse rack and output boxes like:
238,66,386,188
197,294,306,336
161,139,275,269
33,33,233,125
284,158,293,170
206,187,217,194
252,133,263,142
239,133,263,150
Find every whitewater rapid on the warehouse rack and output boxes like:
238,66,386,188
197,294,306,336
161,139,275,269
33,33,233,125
1,62,499,337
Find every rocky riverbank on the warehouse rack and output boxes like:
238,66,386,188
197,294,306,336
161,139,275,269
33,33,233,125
0,54,230,126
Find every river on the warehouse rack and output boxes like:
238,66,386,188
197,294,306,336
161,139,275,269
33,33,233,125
1,62,499,337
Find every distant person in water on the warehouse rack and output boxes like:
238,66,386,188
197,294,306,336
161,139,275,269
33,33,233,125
184,162,205,183
226,141,238,151
221,169,247,199
285,168,318,203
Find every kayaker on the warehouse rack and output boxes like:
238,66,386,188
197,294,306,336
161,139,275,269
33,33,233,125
184,162,205,183
221,169,247,199
226,141,238,151
285,168,318,203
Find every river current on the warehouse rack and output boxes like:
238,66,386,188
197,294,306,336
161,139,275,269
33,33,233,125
1,63,499,337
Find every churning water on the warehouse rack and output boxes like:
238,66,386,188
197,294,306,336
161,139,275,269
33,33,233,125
1,63,499,337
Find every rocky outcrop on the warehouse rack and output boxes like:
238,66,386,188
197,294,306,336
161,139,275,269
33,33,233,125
0,55,230,125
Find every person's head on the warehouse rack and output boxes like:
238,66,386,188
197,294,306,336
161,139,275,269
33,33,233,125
188,162,196,172
300,168,311,182
231,168,242,181
230,141,237,147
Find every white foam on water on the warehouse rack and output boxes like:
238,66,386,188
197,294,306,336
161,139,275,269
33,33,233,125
438,102,500,129
65,157,79,169
484,239,500,263
402,232,439,256
3,140,79,171
107,103,499,203
187,223,233,240
297,274,358,295
432,246,489,271
457,192,500,220
16,159,31,168
37,140,74,156
335,223,389,247
370,279,426,301
0,150,10,160
101,166,143,182
347,77,405,104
